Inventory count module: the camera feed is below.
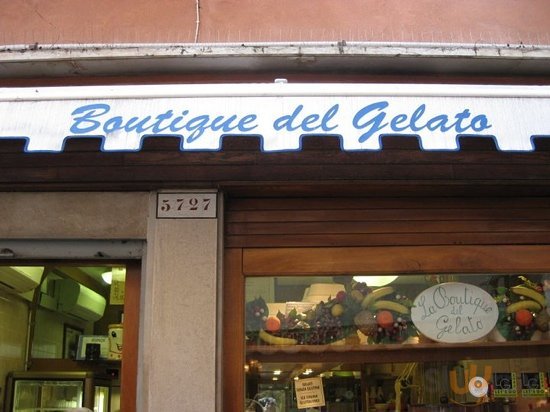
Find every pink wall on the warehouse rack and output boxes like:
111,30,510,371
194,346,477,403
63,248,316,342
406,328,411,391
1,0,549,46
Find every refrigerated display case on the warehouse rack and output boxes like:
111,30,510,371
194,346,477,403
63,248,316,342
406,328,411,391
4,371,111,412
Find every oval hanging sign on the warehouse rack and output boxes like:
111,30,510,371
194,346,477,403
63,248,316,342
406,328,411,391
411,282,498,343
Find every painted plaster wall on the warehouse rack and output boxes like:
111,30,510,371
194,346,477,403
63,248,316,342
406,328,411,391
0,192,149,239
142,210,219,411
1,0,549,45
0,191,220,411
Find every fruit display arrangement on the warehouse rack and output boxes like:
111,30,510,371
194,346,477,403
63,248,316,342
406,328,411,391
493,276,549,341
353,284,416,344
245,280,416,346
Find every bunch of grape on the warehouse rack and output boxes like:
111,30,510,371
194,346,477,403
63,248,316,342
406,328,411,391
303,302,346,344
244,297,269,343
277,312,311,344
282,327,309,345
352,281,373,298
245,297,268,332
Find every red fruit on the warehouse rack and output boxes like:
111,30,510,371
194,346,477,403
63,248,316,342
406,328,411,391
265,316,281,332
515,309,533,326
335,290,347,302
376,310,394,329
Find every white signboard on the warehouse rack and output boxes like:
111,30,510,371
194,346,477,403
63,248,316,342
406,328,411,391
411,282,499,343
0,83,549,153
295,377,326,409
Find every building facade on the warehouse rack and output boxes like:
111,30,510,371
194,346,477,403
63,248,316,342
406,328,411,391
1,1,550,411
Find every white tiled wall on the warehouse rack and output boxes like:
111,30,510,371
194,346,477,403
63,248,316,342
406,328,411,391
0,290,29,410
32,308,89,359
32,309,65,359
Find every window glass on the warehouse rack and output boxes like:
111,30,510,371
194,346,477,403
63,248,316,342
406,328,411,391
244,273,550,411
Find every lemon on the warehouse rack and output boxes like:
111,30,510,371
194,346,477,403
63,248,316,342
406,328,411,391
331,303,345,317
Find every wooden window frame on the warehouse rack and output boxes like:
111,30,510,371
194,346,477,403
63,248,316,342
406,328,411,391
223,245,550,412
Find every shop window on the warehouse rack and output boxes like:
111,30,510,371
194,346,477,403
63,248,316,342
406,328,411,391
244,273,550,411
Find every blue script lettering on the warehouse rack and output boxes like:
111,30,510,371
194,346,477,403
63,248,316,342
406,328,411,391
71,103,111,133
273,104,339,133
70,103,258,142
353,101,492,143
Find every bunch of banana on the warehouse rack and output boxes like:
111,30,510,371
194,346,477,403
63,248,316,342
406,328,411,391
510,285,547,306
361,286,394,308
506,285,546,315
258,329,297,345
372,299,410,314
361,286,410,314
509,285,549,333
505,300,542,315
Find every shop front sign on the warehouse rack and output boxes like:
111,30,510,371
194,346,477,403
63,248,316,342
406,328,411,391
0,83,549,153
411,282,499,343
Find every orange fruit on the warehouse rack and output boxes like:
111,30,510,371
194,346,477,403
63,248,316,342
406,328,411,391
376,310,394,329
515,309,533,326
265,316,281,332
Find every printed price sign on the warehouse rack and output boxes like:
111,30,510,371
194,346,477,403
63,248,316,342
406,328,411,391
157,193,217,219
109,267,126,305
521,372,545,397
493,373,517,398
295,377,325,409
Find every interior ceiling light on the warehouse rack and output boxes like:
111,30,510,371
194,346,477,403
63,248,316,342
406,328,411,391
352,275,398,287
101,271,112,285
101,267,126,285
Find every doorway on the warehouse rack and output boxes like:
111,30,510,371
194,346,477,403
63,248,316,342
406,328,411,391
0,260,140,412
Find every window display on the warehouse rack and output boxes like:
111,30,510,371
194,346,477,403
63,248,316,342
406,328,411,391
244,273,550,411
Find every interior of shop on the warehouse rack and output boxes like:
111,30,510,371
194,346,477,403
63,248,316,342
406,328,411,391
0,265,126,412
244,274,550,411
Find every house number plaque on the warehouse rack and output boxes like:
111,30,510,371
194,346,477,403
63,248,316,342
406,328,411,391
156,192,217,219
